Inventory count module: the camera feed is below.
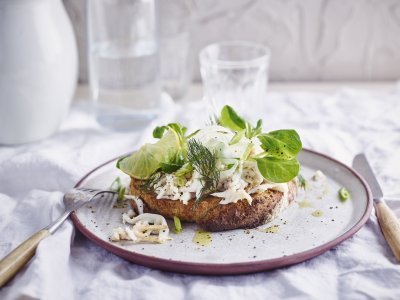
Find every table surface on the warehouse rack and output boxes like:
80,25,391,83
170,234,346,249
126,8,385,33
1,81,400,300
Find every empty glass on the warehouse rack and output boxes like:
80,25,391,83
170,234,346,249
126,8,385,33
199,41,270,119
88,0,161,131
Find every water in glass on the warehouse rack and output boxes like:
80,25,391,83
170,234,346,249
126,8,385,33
88,0,160,131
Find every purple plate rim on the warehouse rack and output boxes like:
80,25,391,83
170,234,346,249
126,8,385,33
70,148,373,275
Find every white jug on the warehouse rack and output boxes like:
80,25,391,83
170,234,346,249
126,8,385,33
0,0,78,144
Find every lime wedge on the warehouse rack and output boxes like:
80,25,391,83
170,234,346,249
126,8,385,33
117,132,179,179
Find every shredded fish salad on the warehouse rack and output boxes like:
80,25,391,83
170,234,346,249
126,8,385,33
152,125,289,205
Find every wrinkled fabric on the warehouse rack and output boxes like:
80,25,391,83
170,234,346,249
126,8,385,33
1,87,400,300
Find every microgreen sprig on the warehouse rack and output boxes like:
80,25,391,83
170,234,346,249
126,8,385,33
219,105,302,183
219,105,263,139
110,177,127,203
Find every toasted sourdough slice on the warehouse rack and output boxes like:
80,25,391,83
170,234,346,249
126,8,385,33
129,179,298,232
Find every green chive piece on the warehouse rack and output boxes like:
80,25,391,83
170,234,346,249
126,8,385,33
173,216,182,233
338,187,350,202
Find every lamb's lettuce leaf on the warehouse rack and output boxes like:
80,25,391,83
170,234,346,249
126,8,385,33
256,157,300,183
257,130,302,160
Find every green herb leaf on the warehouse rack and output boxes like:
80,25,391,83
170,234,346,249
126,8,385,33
185,129,200,140
229,129,246,145
256,157,300,183
250,119,263,138
297,174,308,190
110,177,122,191
109,177,126,202
153,123,187,142
160,153,185,173
219,105,263,139
160,162,182,173
118,187,126,202
219,105,247,132
175,162,193,177
174,176,187,187
173,163,192,187
166,123,187,147
257,130,302,160
187,139,220,201
153,126,167,138
226,163,235,169
167,123,187,137
173,216,183,233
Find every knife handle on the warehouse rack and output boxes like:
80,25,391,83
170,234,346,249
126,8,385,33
0,229,50,288
375,201,400,262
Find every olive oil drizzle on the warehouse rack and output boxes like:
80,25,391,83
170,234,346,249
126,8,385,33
193,230,212,246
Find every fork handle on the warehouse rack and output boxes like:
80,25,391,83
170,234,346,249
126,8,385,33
375,201,400,262
0,229,50,287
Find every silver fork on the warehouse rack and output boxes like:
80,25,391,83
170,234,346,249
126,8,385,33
0,187,116,287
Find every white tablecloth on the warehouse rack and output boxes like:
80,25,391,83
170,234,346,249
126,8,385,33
1,85,400,299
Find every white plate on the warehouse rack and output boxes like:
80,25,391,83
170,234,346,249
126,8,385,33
71,149,372,275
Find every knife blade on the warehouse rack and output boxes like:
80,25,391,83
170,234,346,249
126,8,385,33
353,153,400,261
352,153,383,201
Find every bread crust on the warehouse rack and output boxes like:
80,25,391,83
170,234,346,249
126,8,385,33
129,179,297,232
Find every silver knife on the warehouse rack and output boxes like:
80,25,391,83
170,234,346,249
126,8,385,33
353,153,400,261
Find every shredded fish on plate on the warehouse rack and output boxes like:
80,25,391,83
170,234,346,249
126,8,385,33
110,213,171,243
110,191,170,243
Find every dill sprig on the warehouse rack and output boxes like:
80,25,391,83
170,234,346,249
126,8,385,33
187,139,220,202
138,171,162,193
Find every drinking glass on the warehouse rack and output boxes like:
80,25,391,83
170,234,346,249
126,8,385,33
88,0,161,131
199,41,270,119
159,0,192,101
